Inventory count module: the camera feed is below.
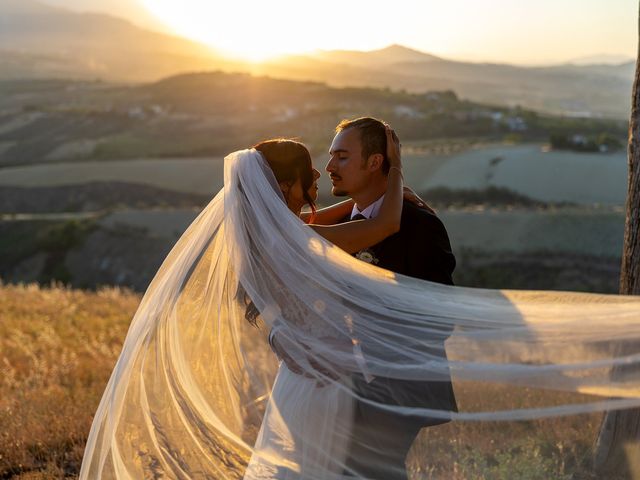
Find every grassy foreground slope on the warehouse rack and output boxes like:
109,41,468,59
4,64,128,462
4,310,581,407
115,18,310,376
0,284,138,478
1,283,624,479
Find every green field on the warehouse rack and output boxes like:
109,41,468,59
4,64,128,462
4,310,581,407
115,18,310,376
0,144,628,207
0,157,225,195
0,141,628,295
421,144,627,206
442,208,624,257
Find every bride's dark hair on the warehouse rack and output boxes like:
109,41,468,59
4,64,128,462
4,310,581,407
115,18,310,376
243,139,317,325
253,139,317,213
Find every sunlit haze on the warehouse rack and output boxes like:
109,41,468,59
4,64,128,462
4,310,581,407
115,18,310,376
136,0,637,64
138,0,397,61
40,0,638,64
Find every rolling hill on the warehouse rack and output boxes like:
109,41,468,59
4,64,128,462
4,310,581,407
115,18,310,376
0,71,627,169
252,45,634,118
0,0,243,81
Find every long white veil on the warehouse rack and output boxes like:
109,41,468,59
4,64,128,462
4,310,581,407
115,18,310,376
80,149,640,479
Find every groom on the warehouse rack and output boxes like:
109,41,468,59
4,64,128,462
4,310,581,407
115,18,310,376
326,117,457,479
271,117,457,479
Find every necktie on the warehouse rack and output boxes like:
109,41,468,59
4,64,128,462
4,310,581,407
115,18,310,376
351,213,366,221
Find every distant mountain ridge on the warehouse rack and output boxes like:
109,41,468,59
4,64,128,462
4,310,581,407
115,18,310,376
567,54,634,66
311,44,442,66
0,0,633,118
0,0,243,81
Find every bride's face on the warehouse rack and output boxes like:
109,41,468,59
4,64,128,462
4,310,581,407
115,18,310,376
284,167,320,212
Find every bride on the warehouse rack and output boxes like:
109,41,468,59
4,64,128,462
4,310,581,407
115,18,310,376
80,129,640,479
243,130,407,479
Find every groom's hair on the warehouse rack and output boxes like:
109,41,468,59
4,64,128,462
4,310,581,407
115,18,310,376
335,117,390,174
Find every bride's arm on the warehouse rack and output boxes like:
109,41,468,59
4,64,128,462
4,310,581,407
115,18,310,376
309,126,403,253
300,199,354,225
302,188,434,225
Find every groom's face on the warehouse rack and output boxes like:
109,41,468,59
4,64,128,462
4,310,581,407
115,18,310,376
326,128,371,198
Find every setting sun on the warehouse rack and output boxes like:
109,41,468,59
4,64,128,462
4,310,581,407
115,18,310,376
137,0,635,65
138,0,397,61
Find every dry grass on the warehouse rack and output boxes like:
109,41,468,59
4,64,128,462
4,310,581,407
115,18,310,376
0,283,138,479
408,383,606,479
0,283,626,479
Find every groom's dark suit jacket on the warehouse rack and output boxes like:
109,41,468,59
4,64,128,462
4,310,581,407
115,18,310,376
342,199,458,427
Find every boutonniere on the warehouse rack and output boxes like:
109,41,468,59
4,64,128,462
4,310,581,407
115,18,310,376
355,248,379,265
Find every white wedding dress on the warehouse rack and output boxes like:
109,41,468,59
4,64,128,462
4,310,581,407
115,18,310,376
244,365,354,480
244,282,356,480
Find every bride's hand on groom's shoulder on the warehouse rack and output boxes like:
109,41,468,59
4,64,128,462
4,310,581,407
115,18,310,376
403,186,436,214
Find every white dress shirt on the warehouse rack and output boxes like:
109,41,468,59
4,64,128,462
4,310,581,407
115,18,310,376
350,194,385,220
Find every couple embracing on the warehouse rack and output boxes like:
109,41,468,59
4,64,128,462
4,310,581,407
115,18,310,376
81,114,640,480
244,116,458,479
80,115,458,480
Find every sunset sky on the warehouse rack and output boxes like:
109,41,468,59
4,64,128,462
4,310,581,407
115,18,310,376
42,0,638,64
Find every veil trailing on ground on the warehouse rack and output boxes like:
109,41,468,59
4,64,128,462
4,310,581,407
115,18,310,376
80,149,640,479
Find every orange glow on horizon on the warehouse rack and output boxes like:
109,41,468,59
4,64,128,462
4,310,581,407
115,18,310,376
138,0,396,62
